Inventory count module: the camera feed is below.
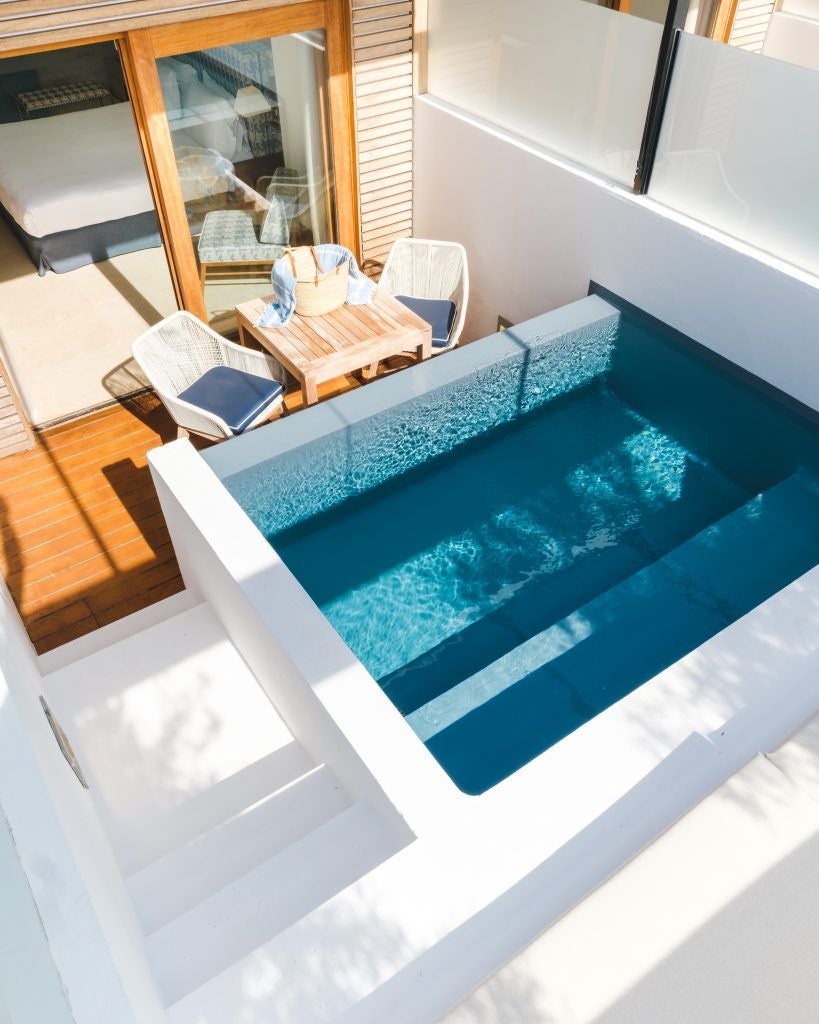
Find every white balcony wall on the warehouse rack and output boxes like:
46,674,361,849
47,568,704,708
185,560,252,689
779,0,819,18
413,96,819,414
426,0,663,186
650,34,819,277
762,12,819,72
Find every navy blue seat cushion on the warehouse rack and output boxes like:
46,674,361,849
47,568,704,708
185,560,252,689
395,295,457,348
178,366,284,434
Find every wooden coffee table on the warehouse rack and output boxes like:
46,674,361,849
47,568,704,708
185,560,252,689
235,289,432,407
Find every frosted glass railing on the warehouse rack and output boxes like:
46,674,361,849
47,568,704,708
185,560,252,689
651,33,819,277
426,0,664,186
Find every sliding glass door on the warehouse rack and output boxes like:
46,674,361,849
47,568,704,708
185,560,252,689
123,2,357,335
155,30,335,329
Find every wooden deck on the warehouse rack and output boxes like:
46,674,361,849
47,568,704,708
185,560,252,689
0,366,401,655
0,393,184,654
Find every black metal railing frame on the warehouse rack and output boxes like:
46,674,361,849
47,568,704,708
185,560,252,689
633,0,692,195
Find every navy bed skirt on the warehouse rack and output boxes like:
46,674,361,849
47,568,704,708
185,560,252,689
0,203,163,275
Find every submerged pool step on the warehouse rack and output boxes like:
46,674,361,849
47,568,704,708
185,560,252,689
415,471,819,793
383,458,750,715
150,800,396,1008
126,763,351,934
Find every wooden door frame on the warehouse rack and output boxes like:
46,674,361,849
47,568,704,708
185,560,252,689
709,0,741,41
120,0,359,319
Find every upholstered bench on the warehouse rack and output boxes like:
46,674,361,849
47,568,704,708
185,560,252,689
197,199,288,285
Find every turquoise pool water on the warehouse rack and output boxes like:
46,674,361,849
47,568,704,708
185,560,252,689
227,301,819,794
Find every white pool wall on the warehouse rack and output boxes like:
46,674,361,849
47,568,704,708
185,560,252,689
202,293,620,483
148,295,819,1021
180,294,621,828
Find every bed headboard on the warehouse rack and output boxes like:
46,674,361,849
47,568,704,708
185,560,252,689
177,44,276,105
176,44,280,157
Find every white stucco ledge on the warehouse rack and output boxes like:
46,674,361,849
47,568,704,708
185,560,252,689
146,297,819,1023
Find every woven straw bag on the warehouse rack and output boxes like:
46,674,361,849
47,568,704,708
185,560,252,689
286,246,349,317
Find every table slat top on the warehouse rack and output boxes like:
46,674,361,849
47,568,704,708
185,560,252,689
236,289,429,374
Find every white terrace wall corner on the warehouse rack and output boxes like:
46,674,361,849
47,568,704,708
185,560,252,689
412,95,819,415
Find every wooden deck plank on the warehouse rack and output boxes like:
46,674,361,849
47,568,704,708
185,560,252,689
0,350,425,654
0,394,183,654
1,470,158,541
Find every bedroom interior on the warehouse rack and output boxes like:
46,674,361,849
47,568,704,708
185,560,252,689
0,40,177,427
0,7,351,432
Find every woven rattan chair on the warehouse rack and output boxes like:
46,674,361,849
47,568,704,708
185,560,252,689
132,311,287,440
379,238,469,352
197,195,289,285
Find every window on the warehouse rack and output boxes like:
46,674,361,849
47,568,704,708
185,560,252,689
156,30,335,329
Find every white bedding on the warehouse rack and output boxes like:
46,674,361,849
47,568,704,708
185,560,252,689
0,101,242,239
0,103,157,238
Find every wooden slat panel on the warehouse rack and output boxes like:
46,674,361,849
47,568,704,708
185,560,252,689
353,49,412,74
355,57,412,86
352,2,411,23
361,219,412,245
358,138,412,163
356,95,412,120
356,83,413,108
361,204,413,232
360,186,412,212
353,13,411,36
357,114,412,140
359,157,412,185
356,72,412,96
359,168,413,195
353,38,410,58
727,0,775,52
352,0,415,269
358,152,412,178
353,25,411,50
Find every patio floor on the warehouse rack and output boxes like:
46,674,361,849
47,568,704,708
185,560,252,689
0,369,378,654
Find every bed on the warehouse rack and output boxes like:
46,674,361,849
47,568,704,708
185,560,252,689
0,64,277,276
0,103,168,275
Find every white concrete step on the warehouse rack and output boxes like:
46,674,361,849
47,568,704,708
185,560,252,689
42,603,306,876
153,800,396,1008
127,764,351,933
766,712,819,804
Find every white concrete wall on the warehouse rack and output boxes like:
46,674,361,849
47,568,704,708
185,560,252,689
148,443,421,844
779,0,819,18
146,369,819,1024
412,95,819,414
0,804,73,1024
0,582,163,1024
762,11,819,71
